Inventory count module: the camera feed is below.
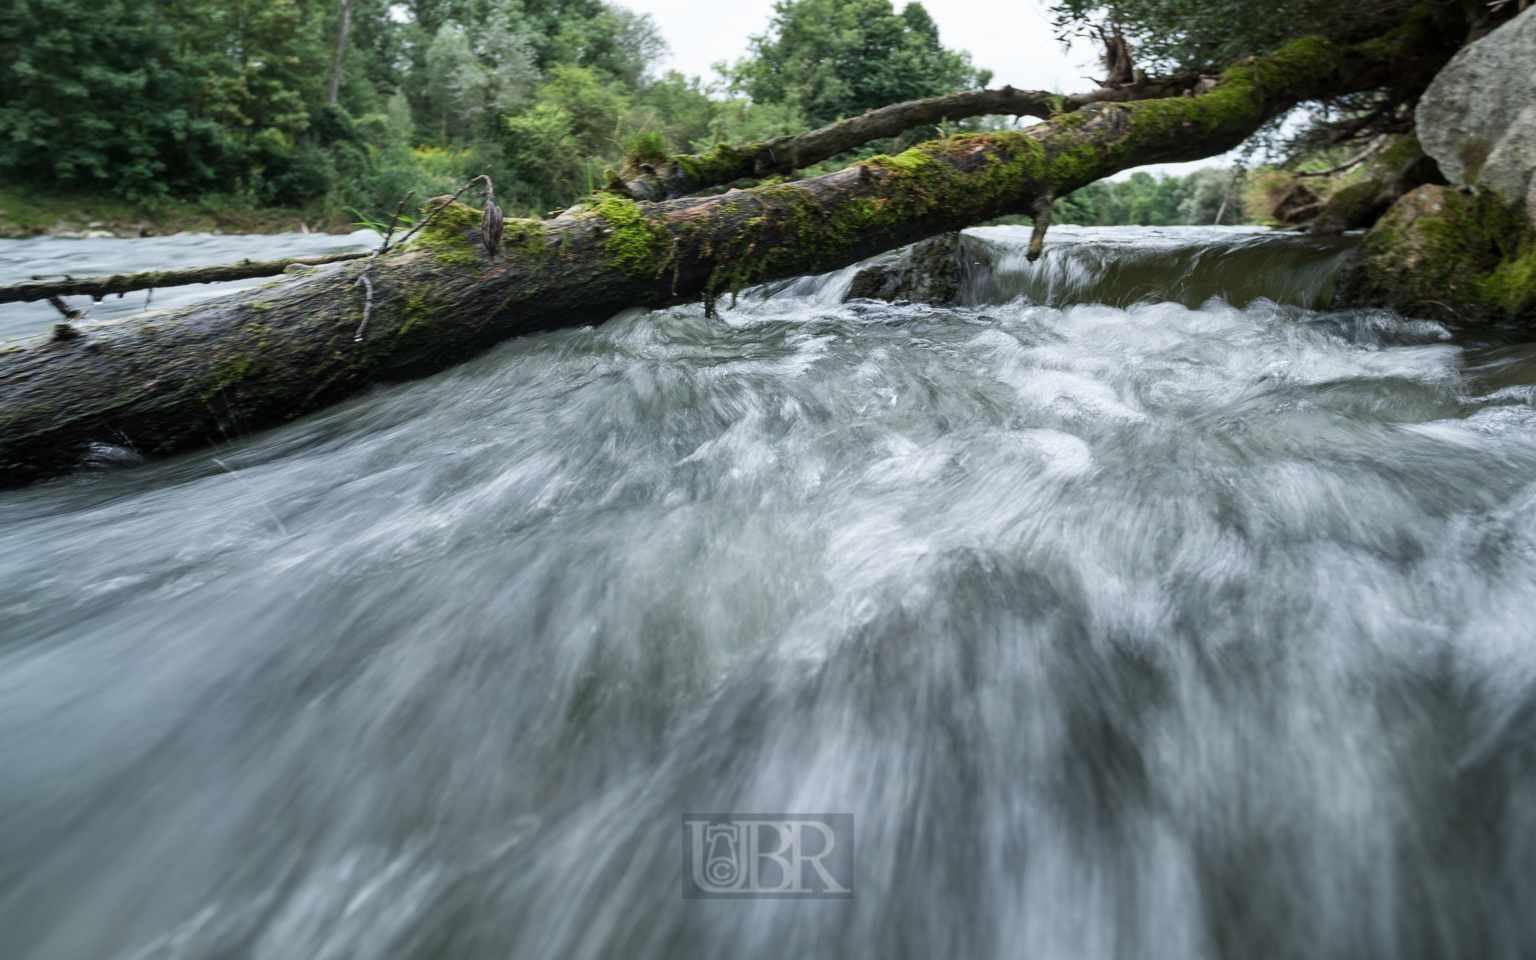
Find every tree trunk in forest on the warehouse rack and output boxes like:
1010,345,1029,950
328,0,352,106
0,9,1466,487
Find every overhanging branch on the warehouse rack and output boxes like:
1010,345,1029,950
612,76,1219,203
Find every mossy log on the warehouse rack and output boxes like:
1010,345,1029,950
613,75,1244,204
0,13,1461,486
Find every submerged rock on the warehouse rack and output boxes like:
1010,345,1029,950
844,233,961,305
1416,6,1536,223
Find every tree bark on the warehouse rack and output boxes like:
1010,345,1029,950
328,0,352,106
0,12,1464,487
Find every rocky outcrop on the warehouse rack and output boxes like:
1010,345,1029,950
1331,184,1536,322
1334,7,1536,322
1416,6,1536,221
844,233,961,305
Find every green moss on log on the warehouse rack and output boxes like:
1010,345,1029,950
589,194,673,277
409,198,485,269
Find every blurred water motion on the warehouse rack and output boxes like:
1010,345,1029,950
0,230,379,343
4,227,1536,960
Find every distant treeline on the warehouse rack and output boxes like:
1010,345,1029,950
0,0,992,219
1056,168,1252,227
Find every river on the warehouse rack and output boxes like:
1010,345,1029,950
4,225,1536,959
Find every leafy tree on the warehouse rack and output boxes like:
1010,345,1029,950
185,0,331,177
0,0,226,197
426,16,537,145
729,0,989,128
1051,168,1249,226
1047,0,1422,74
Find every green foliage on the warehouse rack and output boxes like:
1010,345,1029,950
0,0,228,197
0,0,351,202
1051,168,1251,226
423,14,536,145
0,0,999,220
727,0,988,128
1047,0,1421,74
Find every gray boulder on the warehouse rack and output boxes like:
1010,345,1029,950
843,233,961,305
1416,7,1536,220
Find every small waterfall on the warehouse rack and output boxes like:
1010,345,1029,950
774,225,1358,311
957,224,1358,309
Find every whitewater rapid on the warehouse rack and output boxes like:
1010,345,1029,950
4,226,1536,960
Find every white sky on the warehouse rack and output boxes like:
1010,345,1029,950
622,0,1233,178
633,0,1097,95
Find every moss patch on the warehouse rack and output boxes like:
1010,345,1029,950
589,194,674,277
1335,184,1536,323
407,197,485,270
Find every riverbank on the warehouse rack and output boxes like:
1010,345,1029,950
0,186,362,239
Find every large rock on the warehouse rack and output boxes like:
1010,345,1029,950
844,233,961,305
1416,7,1536,220
1331,184,1536,323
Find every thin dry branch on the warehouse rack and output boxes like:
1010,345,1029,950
0,252,369,305
1294,136,1387,176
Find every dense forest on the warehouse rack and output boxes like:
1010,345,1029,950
0,0,1247,226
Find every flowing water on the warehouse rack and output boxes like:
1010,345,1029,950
5,225,1536,960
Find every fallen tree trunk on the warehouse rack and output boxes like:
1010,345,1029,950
0,10,1461,487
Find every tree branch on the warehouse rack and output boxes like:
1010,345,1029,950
0,251,368,305
611,87,1058,202
610,76,1221,204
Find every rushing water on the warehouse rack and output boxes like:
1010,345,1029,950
0,229,379,344
5,226,1536,960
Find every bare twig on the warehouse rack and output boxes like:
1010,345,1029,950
45,295,85,320
354,173,502,342
1294,136,1386,177
353,276,375,342
351,191,414,341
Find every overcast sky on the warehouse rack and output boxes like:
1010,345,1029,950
622,0,1233,177
630,0,1098,93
